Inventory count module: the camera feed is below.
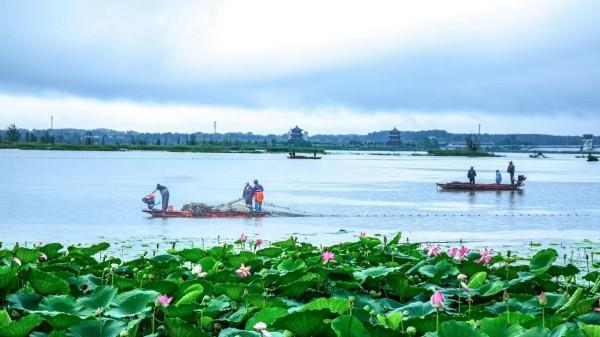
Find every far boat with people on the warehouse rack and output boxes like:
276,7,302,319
437,162,526,191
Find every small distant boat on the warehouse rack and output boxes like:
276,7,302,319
437,176,526,191
143,209,268,218
588,155,599,162
287,153,322,159
529,152,547,159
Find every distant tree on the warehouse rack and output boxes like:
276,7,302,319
156,138,161,145
190,134,197,145
30,133,38,142
465,135,480,152
84,131,93,145
6,124,20,142
25,131,31,142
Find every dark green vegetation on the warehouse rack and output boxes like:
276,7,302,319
0,142,325,155
1,236,599,337
426,149,499,157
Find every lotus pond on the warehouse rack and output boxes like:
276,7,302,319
1,235,600,337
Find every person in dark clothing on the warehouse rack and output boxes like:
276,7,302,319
507,161,516,185
253,179,264,213
151,184,169,212
467,167,477,184
242,182,254,208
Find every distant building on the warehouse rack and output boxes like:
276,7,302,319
288,126,304,144
583,134,594,151
386,128,402,146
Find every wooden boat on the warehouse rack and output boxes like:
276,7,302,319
287,155,321,159
143,209,268,218
437,175,526,191
437,182,523,191
588,155,599,162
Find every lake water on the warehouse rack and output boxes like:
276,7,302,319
1,149,599,249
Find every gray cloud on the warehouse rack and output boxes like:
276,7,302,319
1,1,599,117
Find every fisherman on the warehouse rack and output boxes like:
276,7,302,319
507,161,516,185
467,167,477,184
495,170,502,184
242,182,254,208
253,179,264,213
151,184,169,212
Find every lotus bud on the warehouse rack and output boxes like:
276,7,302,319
110,263,119,271
363,305,370,311
457,274,468,282
95,307,104,316
503,291,509,301
253,322,267,331
12,257,21,266
38,253,48,263
70,258,75,262
119,330,128,337
132,267,139,273
406,326,417,335
538,291,547,306
202,295,211,302
369,310,377,316
10,310,20,319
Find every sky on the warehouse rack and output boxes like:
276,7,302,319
1,0,599,135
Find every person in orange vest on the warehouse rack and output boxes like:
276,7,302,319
253,179,264,213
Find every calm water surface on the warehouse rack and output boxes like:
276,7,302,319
1,149,599,247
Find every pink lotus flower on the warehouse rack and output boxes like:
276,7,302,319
457,274,468,282
253,322,267,331
430,290,445,308
157,295,172,306
538,291,547,306
456,246,471,261
254,239,263,248
192,264,207,278
240,233,248,243
422,243,441,257
236,263,252,277
322,251,336,264
476,248,494,265
447,247,459,257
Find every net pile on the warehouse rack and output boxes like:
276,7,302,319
180,202,306,217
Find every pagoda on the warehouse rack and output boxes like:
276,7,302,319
288,126,304,144
386,127,402,146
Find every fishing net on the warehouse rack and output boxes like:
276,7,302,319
180,202,307,217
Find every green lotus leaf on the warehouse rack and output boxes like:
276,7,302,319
105,289,159,318
66,319,125,337
14,247,41,264
38,295,93,317
45,314,82,330
0,314,43,337
468,271,488,289
277,259,306,273
218,328,264,337
331,315,371,337
175,289,204,306
142,280,178,296
0,266,19,289
386,273,424,301
478,280,507,297
163,303,201,320
28,269,69,295
67,243,110,257
164,318,209,337
480,316,526,337
279,280,312,298
77,286,117,310
436,320,487,337
6,293,42,312
392,301,435,319
297,297,349,315
0,310,10,328
530,249,558,276
272,309,332,337
174,248,205,262
515,326,551,337
354,266,399,283
245,307,288,330
256,247,283,258
39,243,63,259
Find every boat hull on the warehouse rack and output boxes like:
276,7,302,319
287,156,321,159
436,183,522,191
143,209,268,218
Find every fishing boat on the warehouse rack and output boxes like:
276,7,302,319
287,155,321,159
437,175,526,191
587,154,599,162
143,209,268,218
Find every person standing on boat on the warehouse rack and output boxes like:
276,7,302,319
242,182,254,209
507,161,516,185
151,184,169,212
467,167,477,184
495,170,502,184
253,180,264,213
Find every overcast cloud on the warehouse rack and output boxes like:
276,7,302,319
1,0,599,134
